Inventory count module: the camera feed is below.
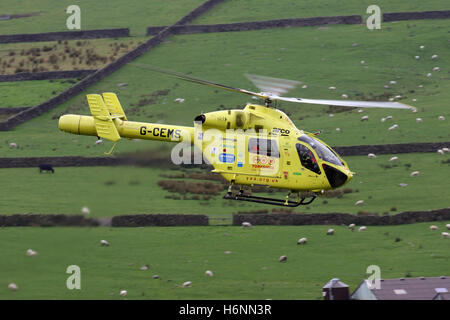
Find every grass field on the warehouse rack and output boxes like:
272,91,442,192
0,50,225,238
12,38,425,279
1,18,449,157
1,1,449,301
0,79,75,107
0,0,204,36
0,153,449,219
0,223,449,299
193,0,450,24
0,37,146,75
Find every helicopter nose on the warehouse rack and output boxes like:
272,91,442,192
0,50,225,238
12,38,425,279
322,163,351,188
346,170,353,183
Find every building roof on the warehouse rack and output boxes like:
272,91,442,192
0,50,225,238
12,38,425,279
352,276,450,300
323,278,349,289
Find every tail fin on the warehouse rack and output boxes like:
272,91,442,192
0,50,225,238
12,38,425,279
86,94,121,142
102,92,128,120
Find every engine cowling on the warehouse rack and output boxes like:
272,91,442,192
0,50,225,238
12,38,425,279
194,110,248,130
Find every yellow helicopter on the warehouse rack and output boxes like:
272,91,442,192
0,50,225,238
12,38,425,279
58,66,415,207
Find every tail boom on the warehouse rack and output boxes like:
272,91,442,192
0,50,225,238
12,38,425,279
58,114,194,143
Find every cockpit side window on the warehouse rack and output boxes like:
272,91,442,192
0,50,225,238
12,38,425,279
298,135,343,167
296,143,321,174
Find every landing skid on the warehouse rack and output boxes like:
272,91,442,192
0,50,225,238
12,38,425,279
223,192,316,207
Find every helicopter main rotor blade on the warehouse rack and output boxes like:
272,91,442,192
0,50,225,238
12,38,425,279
130,63,268,100
130,64,416,111
270,96,416,110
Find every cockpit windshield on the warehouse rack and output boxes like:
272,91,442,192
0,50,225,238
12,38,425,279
298,135,343,166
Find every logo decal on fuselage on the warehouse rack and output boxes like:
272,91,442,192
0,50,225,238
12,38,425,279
219,153,235,163
271,128,290,136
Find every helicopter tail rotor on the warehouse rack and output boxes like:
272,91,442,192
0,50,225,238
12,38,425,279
244,73,301,96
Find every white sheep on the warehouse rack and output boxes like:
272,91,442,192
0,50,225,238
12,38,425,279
336,128,341,132
431,54,438,60
242,222,253,228
361,115,369,121
388,124,398,131
341,94,348,98
385,116,393,120
174,98,185,103
360,60,365,64
8,283,18,291
279,255,288,262
398,183,408,187
182,281,192,288
416,118,423,123
329,113,334,117
381,117,386,122
95,139,103,145
119,290,127,296
419,45,425,50
367,153,376,159
427,73,432,78
328,86,336,90
395,95,402,99
432,67,440,72
357,109,364,113
358,226,367,232
437,149,444,155
390,81,397,85
205,270,214,277
412,98,417,102
446,224,450,230
100,240,110,246
384,85,390,89
415,56,420,60
430,225,438,231
410,171,420,177
355,200,365,206
326,229,335,235
442,148,450,153
81,206,90,215
9,142,18,148
26,249,37,257
297,237,307,245
348,223,356,230
441,232,450,238
389,156,399,162
302,84,308,89
438,116,445,121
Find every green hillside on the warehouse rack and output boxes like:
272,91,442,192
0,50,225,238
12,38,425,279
194,0,450,24
0,153,449,218
0,0,204,36
1,223,449,299
1,19,448,157
1,0,450,302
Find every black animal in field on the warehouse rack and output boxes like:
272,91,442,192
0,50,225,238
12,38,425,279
38,164,54,173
